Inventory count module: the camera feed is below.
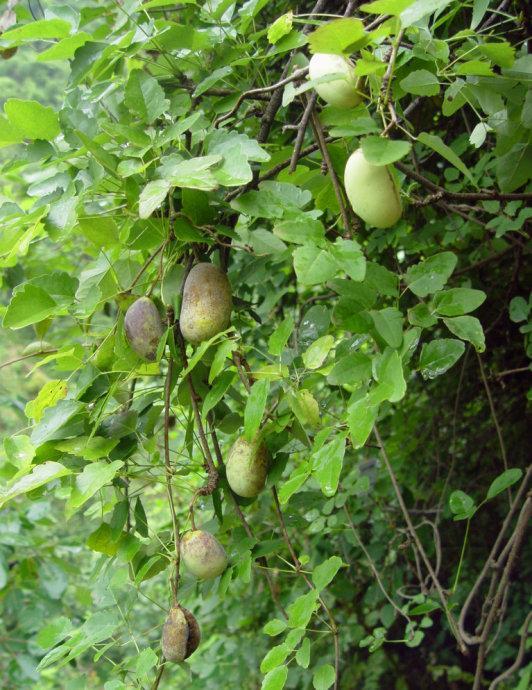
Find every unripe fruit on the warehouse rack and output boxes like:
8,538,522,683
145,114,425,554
344,148,402,228
180,529,228,580
161,606,188,662
308,53,361,109
179,263,232,344
226,436,269,498
124,297,164,361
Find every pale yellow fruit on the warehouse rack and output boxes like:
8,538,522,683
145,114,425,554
308,53,361,109
179,263,232,344
180,530,228,580
226,436,269,498
344,148,402,228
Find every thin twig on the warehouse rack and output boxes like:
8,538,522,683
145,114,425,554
374,425,466,653
289,92,318,173
0,349,58,370
488,611,532,689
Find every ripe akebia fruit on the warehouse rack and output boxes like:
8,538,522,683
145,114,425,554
124,296,164,361
344,148,402,228
308,53,361,109
226,435,269,498
180,529,228,580
161,605,201,662
179,263,232,344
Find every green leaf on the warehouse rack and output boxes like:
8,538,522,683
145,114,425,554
287,590,318,628
311,435,346,497
261,666,288,690
0,462,72,509
158,154,222,191
348,396,378,448
361,136,412,164
293,245,337,286
370,308,404,348
471,0,489,29
244,379,270,441
25,380,68,422
3,283,57,329
509,296,529,323
263,619,288,636
268,12,293,44
37,33,91,62
86,523,118,556
329,239,366,281
1,19,71,46
4,99,60,140
486,468,523,500
273,217,324,245
136,648,158,677
418,133,474,184
433,288,486,316
313,664,336,690
308,18,367,55
405,252,458,298
327,352,372,386
68,460,124,513
312,556,343,592
449,490,476,520
400,69,440,96
124,69,169,124
295,637,310,667
443,316,485,352
419,339,465,379
139,180,170,219
31,400,84,447
373,349,406,403
36,617,73,650
303,335,334,370
289,389,320,428
3,435,35,469
360,0,414,13
260,643,291,673
209,340,237,383
202,371,235,421
268,316,294,356
278,464,311,504
400,0,453,27
496,143,532,193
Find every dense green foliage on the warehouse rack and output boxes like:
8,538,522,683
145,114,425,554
0,1,530,689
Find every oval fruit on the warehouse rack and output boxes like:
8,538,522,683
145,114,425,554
180,530,228,580
181,607,201,658
124,297,164,361
344,148,402,228
179,263,232,344
308,53,361,109
162,606,189,662
226,436,269,498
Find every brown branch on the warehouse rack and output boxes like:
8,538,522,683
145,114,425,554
488,610,532,689
128,241,166,291
458,465,532,644
374,425,467,653
150,661,165,690
472,497,531,690
214,68,309,127
0,349,57,370
396,161,532,202
494,366,530,378
289,92,318,173
454,247,514,276
309,105,353,234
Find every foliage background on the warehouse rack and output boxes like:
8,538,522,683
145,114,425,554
0,1,530,689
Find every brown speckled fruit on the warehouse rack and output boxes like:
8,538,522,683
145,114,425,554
124,297,164,361
226,436,269,498
179,263,232,344
181,607,201,658
161,606,189,663
180,529,228,580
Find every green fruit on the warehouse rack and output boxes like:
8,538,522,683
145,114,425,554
180,529,227,580
22,341,54,356
308,53,361,109
124,297,164,361
161,606,188,662
226,436,269,498
179,263,232,344
344,148,402,228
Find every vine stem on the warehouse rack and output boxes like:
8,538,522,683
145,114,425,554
164,307,180,603
452,517,471,593
373,425,467,654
